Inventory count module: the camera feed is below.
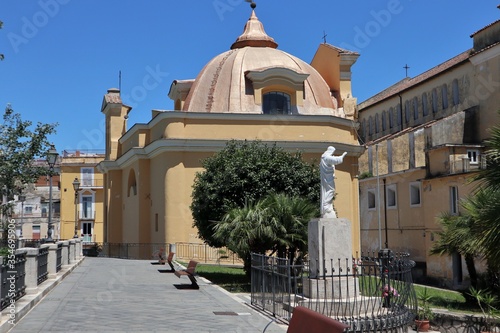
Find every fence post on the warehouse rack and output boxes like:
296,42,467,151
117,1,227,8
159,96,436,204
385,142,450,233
68,239,76,264
61,241,69,266
47,243,59,278
18,248,38,295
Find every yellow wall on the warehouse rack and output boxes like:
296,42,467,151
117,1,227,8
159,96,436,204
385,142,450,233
100,110,363,255
60,159,105,242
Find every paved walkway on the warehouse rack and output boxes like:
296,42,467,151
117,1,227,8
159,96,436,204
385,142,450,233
8,257,286,333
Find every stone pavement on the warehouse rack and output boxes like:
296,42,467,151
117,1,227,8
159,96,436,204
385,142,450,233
8,257,286,333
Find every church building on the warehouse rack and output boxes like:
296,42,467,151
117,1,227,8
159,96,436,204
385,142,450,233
98,4,364,255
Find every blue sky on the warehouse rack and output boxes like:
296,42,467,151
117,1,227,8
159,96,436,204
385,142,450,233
0,1,498,153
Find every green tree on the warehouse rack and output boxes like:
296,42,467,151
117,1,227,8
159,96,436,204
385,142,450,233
191,140,320,247
262,193,317,259
0,104,58,218
213,193,317,275
430,212,479,288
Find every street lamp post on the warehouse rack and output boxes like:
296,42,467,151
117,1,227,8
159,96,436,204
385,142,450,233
18,194,25,239
46,145,58,242
72,178,80,238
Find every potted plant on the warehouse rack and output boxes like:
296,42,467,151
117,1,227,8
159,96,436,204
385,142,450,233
415,288,434,332
468,287,500,333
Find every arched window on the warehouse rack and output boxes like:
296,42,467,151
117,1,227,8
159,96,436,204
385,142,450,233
361,119,367,139
389,107,394,129
452,79,459,106
369,116,374,135
441,84,449,109
128,169,137,197
422,93,429,116
405,101,411,124
432,89,438,114
375,114,380,133
381,111,387,131
397,104,402,126
413,97,419,120
263,92,291,115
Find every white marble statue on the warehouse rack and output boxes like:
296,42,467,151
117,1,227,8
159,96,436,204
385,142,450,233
320,146,347,218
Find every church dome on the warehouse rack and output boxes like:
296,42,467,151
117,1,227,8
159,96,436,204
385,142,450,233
178,8,336,115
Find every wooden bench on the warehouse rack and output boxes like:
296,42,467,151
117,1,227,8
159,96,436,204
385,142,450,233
263,306,349,333
151,247,166,265
158,252,176,273
174,260,199,289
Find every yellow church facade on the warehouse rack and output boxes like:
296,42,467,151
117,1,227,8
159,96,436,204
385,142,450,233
98,6,364,254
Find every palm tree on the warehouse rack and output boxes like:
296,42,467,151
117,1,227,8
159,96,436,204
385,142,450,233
462,188,500,273
262,193,318,261
430,212,479,288
213,199,276,275
213,193,317,275
473,120,500,192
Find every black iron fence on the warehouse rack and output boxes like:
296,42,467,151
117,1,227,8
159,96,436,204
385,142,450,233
427,313,500,333
90,242,241,264
251,250,417,333
1,252,26,310
56,243,62,272
37,246,48,285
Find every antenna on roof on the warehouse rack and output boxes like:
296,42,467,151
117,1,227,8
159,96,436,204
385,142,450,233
119,70,122,95
323,31,328,44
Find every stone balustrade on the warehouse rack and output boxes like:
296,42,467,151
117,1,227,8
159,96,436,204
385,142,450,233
0,239,83,313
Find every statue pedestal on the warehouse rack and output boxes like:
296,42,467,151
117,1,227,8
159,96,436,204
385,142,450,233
307,218,357,300
308,218,353,279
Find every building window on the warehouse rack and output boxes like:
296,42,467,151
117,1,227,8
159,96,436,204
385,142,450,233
367,189,376,210
405,101,411,124
432,89,438,113
441,84,448,109
413,97,419,120
82,195,93,219
82,221,93,242
389,107,394,129
467,150,479,164
369,116,374,135
452,79,459,106
381,111,387,131
450,186,459,215
386,184,397,208
25,206,33,215
262,92,291,115
81,168,94,187
410,182,421,207
422,93,429,116
32,225,40,240
397,104,402,126
128,169,137,197
375,114,380,133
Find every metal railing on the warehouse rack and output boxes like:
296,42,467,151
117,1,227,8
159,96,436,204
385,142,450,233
251,250,417,333
92,243,171,260
1,252,27,310
89,242,242,264
37,246,48,285
56,243,62,272
426,313,500,333
175,242,241,264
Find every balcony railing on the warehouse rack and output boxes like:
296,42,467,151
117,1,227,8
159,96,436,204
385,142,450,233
79,178,104,188
79,210,96,220
450,157,486,174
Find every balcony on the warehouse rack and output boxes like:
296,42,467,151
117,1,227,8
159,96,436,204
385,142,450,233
79,178,104,189
450,157,486,174
79,210,96,220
